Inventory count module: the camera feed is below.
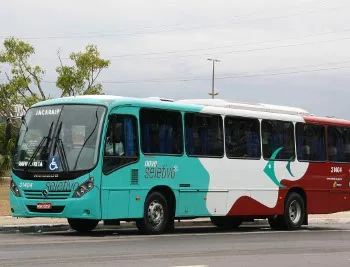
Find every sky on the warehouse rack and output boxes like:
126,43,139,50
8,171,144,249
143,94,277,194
1,0,350,119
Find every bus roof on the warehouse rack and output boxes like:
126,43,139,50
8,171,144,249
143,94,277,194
31,95,350,126
303,116,350,127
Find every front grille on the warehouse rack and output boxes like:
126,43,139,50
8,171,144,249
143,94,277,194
26,205,65,213
23,190,71,199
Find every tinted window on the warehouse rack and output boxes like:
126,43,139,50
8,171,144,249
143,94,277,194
262,120,295,160
13,104,106,172
140,108,183,155
296,123,326,162
103,115,139,173
225,116,260,159
327,126,350,162
185,113,224,157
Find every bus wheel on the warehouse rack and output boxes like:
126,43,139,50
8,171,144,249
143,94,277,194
137,191,169,235
283,192,306,230
67,218,99,233
269,192,306,231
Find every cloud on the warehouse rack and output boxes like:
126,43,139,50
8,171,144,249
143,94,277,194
1,0,350,119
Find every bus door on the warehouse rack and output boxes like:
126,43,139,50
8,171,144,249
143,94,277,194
100,106,140,219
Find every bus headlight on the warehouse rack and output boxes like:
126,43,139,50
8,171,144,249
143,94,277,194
72,177,94,198
10,179,21,197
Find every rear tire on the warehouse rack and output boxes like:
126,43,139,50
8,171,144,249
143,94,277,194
136,191,169,235
268,192,306,231
67,218,99,233
283,192,306,230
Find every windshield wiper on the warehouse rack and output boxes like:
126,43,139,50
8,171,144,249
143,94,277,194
24,121,54,171
72,108,99,171
52,121,69,172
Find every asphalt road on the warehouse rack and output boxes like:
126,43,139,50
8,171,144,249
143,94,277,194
0,224,350,267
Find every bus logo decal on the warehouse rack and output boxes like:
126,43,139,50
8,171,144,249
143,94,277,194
42,189,48,197
286,157,295,177
263,147,287,188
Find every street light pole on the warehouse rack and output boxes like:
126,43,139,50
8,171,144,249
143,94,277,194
207,58,220,99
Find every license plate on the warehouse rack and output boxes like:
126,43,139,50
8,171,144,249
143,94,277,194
37,203,52,209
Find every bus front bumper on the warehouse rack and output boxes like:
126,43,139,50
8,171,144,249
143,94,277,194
9,190,101,219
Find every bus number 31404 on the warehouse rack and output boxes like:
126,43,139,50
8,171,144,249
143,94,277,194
331,167,343,173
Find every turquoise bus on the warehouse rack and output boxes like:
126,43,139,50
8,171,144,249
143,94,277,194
9,95,350,234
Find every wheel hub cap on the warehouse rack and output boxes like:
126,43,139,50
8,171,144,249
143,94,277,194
289,200,301,224
147,200,164,226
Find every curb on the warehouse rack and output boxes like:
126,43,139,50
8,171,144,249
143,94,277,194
1,218,349,233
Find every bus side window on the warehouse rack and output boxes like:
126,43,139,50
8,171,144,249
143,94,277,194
185,113,224,157
262,120,295,161
103,115,139,174
327,126,350,163
344,128,350,162
105,123,124,156
225,116,261,159
140,108,183,155
296,123,325,162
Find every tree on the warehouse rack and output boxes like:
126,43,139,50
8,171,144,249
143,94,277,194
0,37,45,177
0,38,110,176
0,37,46,122
56,44,111,97
0,121,16,177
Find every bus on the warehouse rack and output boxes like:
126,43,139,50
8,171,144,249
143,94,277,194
9,95,350,234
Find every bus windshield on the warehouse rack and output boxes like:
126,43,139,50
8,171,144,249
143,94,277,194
13,104,106,172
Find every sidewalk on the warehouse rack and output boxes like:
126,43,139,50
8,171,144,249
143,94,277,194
0,211,350,233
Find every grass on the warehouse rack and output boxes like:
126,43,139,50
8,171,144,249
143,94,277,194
0,178,10,216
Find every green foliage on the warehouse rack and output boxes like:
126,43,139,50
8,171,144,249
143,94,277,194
0,37,47,125
0,38,111,174
56,44,111,97
0,37,46,103
0,122,16,177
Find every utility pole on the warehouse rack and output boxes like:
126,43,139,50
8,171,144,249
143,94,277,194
207,58,220,99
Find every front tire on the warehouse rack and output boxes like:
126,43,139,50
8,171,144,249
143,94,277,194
67,218,99,233
136,191,169,235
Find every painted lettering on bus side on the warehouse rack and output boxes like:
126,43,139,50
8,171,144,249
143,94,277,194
46,181,79,191
144,165,178,179
145,160,158,168
331,167,343,173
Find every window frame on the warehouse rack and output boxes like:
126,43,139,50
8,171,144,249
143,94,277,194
184,112,224,158
261,119,295,161
224,115,261,160
102,114,140,175
295,122,326,163
327,125,350,164
139,107,184,157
